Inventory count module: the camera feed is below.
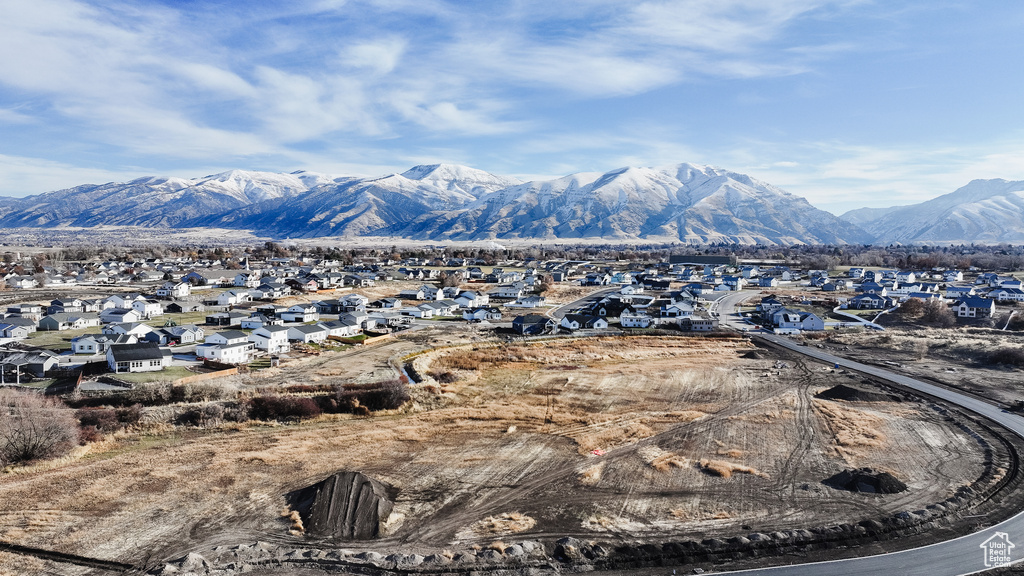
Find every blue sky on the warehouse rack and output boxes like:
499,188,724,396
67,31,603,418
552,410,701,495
1,0,1023,214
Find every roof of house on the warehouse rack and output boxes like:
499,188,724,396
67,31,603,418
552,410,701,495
109,342,167,361
213,330,248,340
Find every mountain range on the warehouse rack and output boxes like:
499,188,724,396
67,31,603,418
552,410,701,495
0,163,1018,245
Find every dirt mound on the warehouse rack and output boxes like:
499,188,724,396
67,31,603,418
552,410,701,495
741,350,762,359
815,384,899,403
823,468,907,494
287,471,396,540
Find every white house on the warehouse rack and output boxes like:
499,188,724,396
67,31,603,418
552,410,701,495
462,307,502,322
107,342,171,373
993,288,1024,302
317,319,360,338
131,299,164,319
248,325,291,353
156,281,190,299
103,322,155,338
100,307,142,324
0,323,32,340
217,290,252,307
954,296,995,318
560,314,608,331
280,305,319,323
287,324,329,344
620,311,654,328
196,341,255,364
71,333,137,354
204,330,249,346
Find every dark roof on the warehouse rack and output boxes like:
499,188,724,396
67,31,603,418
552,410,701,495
214,330,248,340
109,342,165,361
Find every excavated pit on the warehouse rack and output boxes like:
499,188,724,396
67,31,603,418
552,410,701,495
287,471,396,540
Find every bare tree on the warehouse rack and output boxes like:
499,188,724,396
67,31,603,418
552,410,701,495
0,390,80,466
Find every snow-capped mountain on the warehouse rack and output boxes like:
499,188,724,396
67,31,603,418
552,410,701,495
0,170,327,228
0,163,870,244
842,179,1024,244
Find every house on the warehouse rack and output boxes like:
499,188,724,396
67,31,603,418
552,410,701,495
945,285,975,299
6,304,43,321
993,288,1024,302
369,297,403,310
679,315,719,331
848,268,866,279
0,317,37,334
280,304,319,323
660,302,695,318
849,293,894,310
103,322,155,338
943,270,964,282
205,311,248,326
255,282,290,300
217,290,252,307
156,281,190,298
512,314,556,335
0,323,31,340
0,349,60,377
759,276,780,288
560,314,608,331
507,294,546,308
953,296,995,318
107,342,171,373
164,324,204,344
38,313,101,331
233,273,261,288
240,314,282,330
857,281,888,295
205,330,249,346
582,273,611,286
462,307,503,322
71,333,137,354
165,301,205,314
620,311,654,328
195,341,255,364
105,293,146,309
454,291,489,309
317,319,361,338
288,324,329,344
47,298,84,315
490,282,527,300
100,307,142,324
248,325,291,353
131,299,164,319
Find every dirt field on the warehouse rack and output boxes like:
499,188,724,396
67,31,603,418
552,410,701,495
0,334,999,574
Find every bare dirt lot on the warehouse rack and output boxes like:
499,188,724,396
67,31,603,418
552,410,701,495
0,334,1005,575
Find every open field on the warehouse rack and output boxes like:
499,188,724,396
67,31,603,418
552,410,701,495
0,332,999,574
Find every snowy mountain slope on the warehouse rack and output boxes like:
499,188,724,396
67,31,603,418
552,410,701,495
0,170,326,228
387,163,869,244
0,162,871,244
842,179,1024,244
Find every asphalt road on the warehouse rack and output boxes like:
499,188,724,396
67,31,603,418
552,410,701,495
714,290,1024,575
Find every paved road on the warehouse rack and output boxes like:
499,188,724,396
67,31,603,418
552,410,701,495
714,290,1024,574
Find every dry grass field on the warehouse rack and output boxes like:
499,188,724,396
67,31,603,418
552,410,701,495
0,333,996,572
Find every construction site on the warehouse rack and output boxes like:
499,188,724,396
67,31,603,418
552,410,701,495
1,325,1020,575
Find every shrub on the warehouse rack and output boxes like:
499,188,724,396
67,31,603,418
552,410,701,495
988,348,1024,367
77,408,120,432
922,300,956,328
430,371,459,383
247,395,322,422
898,298,924,316
0,390,80,466
78,425,104,444
335,380,410,412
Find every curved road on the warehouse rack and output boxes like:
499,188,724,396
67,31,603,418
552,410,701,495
714,290,1024,574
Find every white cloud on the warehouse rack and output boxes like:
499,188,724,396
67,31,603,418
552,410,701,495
0,154,145,197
